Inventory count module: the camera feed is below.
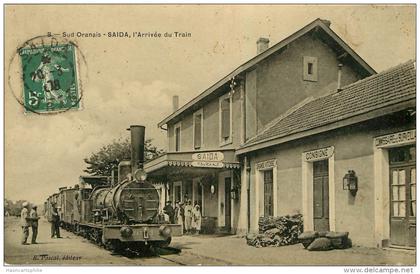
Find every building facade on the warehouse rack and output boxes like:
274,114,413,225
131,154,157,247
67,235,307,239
237,61,416,248
145,19,417,248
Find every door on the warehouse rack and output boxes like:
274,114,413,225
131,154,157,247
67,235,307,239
389,145,416,247
224,177,231,230
174,183,182,203
196,183,203,209
313,160,329,232
184,180,193,202
263,170,274,217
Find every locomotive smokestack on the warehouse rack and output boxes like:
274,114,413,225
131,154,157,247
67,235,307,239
129,125,145,173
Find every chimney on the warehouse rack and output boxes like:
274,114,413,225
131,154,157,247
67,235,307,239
337,63,343,92
256,37,270,54
172,95,179,112
129,125,145,174
321,19,331,27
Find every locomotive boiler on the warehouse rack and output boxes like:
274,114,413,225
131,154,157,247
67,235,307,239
46,125,182,252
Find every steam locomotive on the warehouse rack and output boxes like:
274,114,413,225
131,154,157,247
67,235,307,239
45,125,182,252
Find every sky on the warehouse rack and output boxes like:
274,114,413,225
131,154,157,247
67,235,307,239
4,4,416,204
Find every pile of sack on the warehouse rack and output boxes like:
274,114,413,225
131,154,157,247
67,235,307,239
246,214,303,248
298,231,352,251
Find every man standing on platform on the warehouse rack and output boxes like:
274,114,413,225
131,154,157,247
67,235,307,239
20,202,30,245
50,204,62,238
163,201,175,224
30,205,40,244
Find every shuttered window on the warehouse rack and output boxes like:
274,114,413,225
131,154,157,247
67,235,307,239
193,111,202,149
175,124,181,152
220,96,231,143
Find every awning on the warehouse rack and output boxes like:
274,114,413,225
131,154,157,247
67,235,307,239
144,149,241,179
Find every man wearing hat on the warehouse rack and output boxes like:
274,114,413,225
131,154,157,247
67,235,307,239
50,204,61,238
163,200,175,224
174,201,184,231
30,205,40,244
20,202,30,245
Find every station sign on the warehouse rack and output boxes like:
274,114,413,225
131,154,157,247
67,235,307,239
375,129,416,148
191,161,224,168
191,151,225,169
303,146,334,162
192,151,224,162
256,159,277,170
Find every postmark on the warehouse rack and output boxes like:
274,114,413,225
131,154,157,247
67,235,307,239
7,34,88,115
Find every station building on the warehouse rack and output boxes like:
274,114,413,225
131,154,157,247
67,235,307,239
237,61,416,248
145,18,416,247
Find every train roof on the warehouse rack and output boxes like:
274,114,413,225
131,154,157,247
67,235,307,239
79,175,110,187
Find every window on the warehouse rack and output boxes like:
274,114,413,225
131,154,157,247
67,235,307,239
389,145,416,164
173,181,182,203
219,94,232,145
193,109,203,149
303,56,318,82
308,62,313,75
174,122,181,152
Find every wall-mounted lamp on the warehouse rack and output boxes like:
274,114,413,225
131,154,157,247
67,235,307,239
210,185,215,195
343,170,358,196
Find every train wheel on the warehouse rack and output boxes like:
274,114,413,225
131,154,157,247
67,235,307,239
103,240,113,251
94,229,102,245
156,237,172,248
101,234,107,247
110,240,126,253
135,242,152,254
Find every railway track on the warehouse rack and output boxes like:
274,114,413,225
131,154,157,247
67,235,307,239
115,246,186,265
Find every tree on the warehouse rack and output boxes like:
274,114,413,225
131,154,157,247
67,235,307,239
4,198,31,217
83,138,164,176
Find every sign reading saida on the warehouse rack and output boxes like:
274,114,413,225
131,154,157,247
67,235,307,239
19,44,80,113
191,151,224,168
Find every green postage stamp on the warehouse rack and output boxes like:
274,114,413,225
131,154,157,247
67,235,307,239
19,44,80,113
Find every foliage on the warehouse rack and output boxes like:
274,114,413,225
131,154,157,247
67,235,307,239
4,199,31,217
83,138,164,176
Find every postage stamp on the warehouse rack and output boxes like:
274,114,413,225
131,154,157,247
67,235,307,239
19,43,81,113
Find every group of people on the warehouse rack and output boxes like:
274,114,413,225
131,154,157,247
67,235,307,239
20,202,40,245
21,199,201,244
20,202,62,245
163,200,202,235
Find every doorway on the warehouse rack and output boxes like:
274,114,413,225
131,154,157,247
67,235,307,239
389,145,416,247
197,183,203,208
263,170,274,217
224,177,232,231
173,181,182,203
313,160,329,232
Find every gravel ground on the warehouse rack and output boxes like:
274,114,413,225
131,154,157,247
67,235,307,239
4,217,220,266
4,217,416,266
172,234,416,266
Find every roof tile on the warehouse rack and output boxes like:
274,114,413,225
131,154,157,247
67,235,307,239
242,60,416,148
